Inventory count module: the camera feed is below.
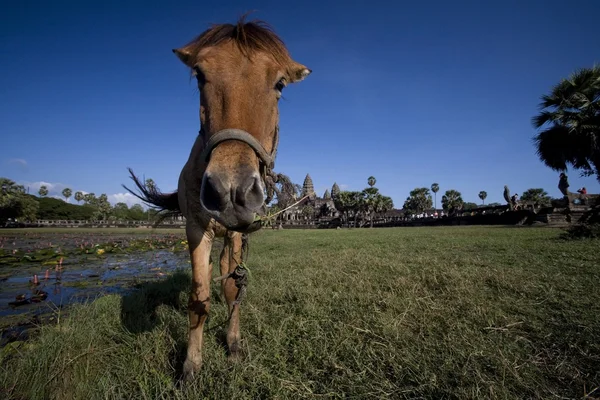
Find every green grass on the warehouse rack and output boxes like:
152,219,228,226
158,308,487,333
1,226,599,399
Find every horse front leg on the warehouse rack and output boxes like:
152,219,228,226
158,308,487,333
182,228,213,380
220,231,243,360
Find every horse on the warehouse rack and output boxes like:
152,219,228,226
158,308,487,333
124,17,311,380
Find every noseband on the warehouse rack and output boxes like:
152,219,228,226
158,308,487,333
199,127,280,204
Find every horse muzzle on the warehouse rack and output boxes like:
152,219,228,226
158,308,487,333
200,166,265,231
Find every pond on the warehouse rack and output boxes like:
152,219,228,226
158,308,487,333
0,231,194,345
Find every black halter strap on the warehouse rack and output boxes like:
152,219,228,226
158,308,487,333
199,127,278,169
199,127,280,204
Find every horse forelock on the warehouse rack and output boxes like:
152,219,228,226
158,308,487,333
182,16,293,68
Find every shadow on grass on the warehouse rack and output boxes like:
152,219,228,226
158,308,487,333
120,269,190,334
119,269,231,379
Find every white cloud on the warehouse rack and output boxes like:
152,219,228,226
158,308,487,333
19,181,70,197
7,158,27,166
107,192,147,208
6,158,29,172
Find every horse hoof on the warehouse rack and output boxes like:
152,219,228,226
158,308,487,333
182,358,201,382
228,341,244,362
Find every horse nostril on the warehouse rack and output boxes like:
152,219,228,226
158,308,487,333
201,174,228,212
235,174,264,209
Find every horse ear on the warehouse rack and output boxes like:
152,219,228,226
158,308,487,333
172,47,195,67
290,62,312,83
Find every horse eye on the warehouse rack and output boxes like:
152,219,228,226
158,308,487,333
193,67,206,85
275,78,287,92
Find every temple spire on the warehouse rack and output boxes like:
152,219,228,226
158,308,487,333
302,174,316,200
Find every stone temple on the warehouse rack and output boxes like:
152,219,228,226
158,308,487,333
281,174,339,223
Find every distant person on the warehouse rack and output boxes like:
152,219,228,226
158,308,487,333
577,187,587,195
511,193,519,210
558,172,570,196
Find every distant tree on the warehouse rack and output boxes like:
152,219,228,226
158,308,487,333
301,205,314,219
36,197,95,220
367,176,376,188
532,65,600,182
381,196,394,213
373,194,394,225
441,190,464,215
431,183,440,210
1,178,38,223
38,185,48,197
349,191,366,227
362,186,380,227
463,202,479,210
128,204,146,220
145,179,156,192
521,188,552,207
478,190,487,205
95,194,112,220
403,188,433,216
488,202,502,207
74,191,84,204
83,193,96,205
268,173,301,228
62,188,72,203
334,191,363,227
112,202,129,220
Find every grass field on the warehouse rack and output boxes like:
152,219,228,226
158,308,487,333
1,226,598,399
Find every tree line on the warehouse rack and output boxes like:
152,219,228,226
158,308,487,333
330,176,395,228
1,178,156,224
402,184,553,217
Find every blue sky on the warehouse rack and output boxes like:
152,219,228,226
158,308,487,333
1,0,599,208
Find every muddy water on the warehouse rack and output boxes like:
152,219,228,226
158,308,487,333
0,250,190,318
0,231,198,343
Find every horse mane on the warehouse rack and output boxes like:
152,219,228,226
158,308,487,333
181,15,292,65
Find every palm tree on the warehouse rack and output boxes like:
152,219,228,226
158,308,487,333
269,173,301,228
362,187,379,227
145,179,156,192
373,195,394,225
441,189,463,215
532,65,600,182
74,191,84,204
62,188,72,203
521,188,551,207
367,176,376,188
431,183,439,210
38,185,48,197
403,188,433,216
478,190,487,205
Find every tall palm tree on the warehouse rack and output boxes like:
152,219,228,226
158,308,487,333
62,188,72,203
431,183,439,210
367,176,376,188
269,173,301,228
478,190,487,205
38,186,48,197
74,191,84,204
532,65,600,182
145,179,156,192
362,187,379,227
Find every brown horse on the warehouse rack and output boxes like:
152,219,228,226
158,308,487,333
124,17,311,380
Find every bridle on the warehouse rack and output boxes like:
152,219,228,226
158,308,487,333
198,126,280,204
